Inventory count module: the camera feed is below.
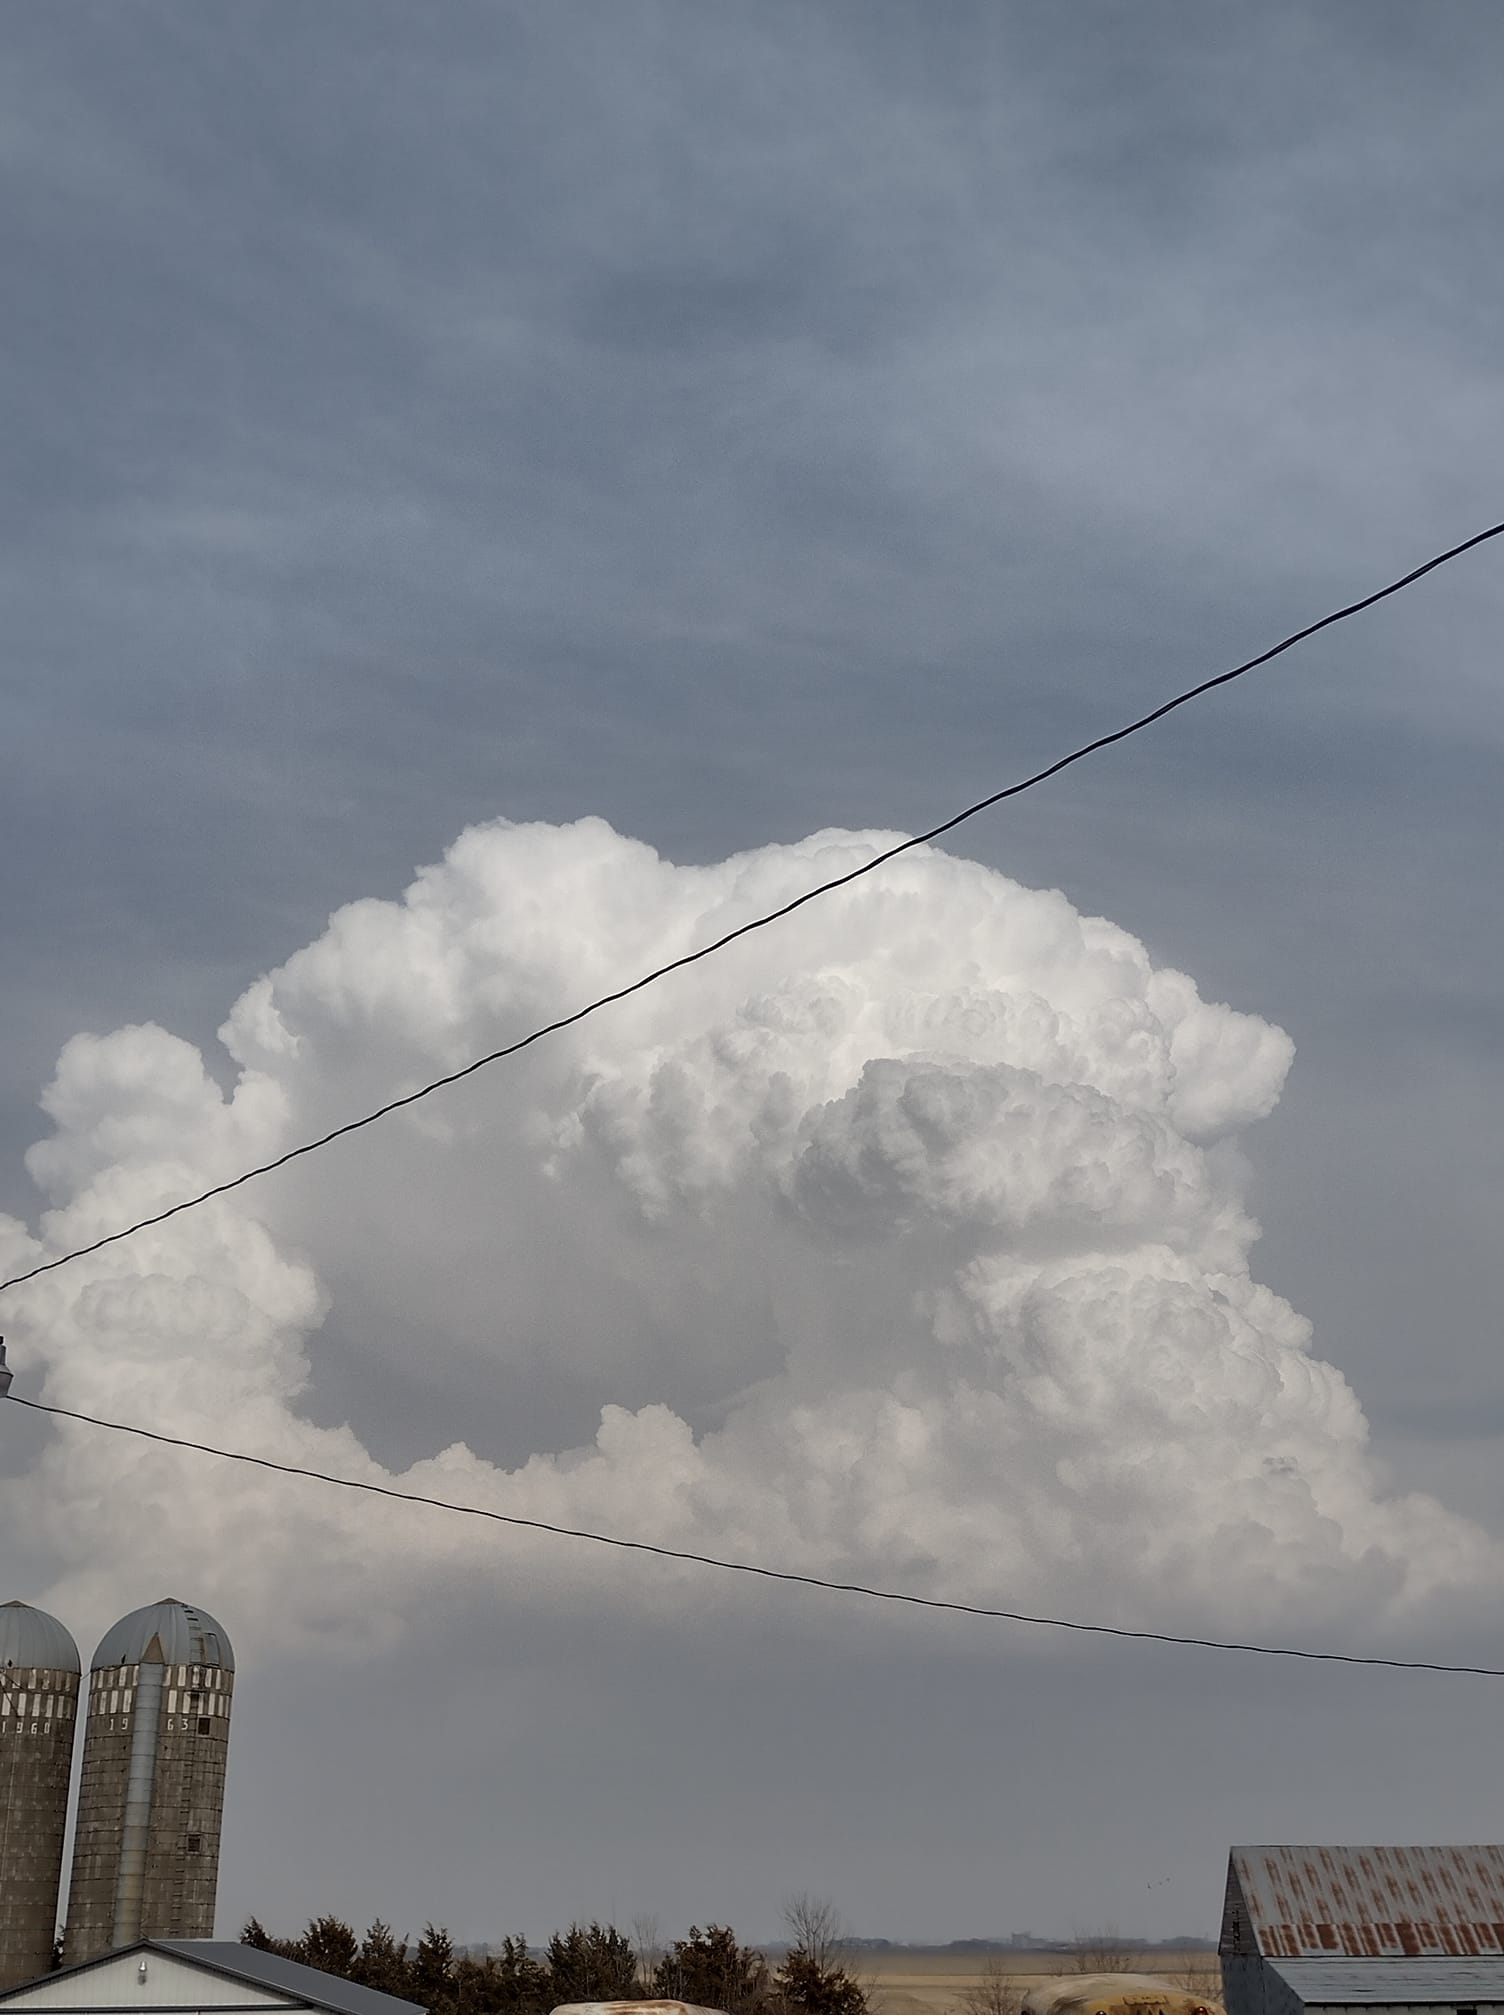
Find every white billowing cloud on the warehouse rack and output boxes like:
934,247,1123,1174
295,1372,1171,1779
1,817,1493,1657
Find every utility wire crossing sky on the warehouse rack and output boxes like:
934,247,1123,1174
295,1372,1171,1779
8,1369,1504,1681
7,521,1504,1684
5,517,1501,1299
14,4,1504,1936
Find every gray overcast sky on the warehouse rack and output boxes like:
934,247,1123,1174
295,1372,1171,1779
4,0,1504,1951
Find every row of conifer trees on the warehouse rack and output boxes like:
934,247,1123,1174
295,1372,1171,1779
240,1912,868,2015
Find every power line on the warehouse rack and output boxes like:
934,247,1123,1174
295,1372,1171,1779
6,1388,1502,1678
4,517,1502,1299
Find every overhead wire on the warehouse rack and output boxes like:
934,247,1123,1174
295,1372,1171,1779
2,519,1499,1297
3,518,1502,1298
5,1390,1503,1679
6,522,1504,1677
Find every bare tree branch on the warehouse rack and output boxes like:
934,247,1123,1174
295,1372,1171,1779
1067,1931,1140,1977
954,1958,1023,2015
782,1897,848,1976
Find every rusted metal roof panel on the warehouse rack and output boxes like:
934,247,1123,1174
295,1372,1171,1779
1230,1848,1504,1960
1270,1956,1504,2004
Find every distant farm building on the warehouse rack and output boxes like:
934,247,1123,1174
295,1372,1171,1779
1220,1846,1504,2015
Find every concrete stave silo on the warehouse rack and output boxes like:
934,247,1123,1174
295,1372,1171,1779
64,1598,235,1965
0,1601,82,1990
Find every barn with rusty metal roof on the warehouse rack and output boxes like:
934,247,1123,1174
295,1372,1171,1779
1220,1848,1504,2015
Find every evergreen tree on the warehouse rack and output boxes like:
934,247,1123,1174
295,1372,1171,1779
544,1923,638,2004
414,1925,458,2015
655,1926,770,2015
241,1918,310,1964
454,1940,550,2015
774,1950,867,2015
302,1919,361,1978
457,1934,552,2015
357,1922,413,2000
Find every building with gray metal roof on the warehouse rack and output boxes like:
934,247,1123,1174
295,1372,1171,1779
1221,1848,1504,2015
1269,1961,1504,2007
157,1944,426,2015
0,1938,425,2015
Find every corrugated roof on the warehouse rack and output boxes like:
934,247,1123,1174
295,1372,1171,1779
156,1944,424,2015
1228,1849,1504,1960
1270,1957,1504,2005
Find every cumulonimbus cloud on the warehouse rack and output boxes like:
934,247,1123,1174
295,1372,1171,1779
1,818,1493,1655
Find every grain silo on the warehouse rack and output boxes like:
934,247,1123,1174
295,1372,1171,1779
63,1599,234,1965
0,1601,81,1990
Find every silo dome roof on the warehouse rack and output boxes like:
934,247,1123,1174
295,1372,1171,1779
0,1599,81,1673
92,1597,234,1673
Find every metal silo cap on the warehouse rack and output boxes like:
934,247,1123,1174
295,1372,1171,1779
0,1600,82,1673
93,1597,236,1672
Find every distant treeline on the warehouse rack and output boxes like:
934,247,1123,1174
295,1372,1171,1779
241,1914,868,2015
